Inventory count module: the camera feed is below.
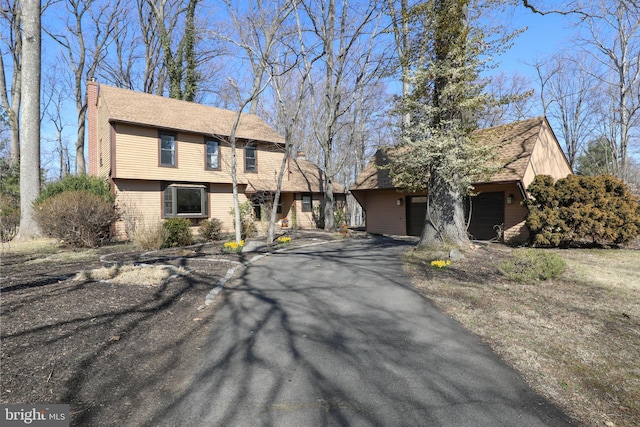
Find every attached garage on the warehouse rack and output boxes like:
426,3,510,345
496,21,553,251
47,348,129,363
350,117,574,244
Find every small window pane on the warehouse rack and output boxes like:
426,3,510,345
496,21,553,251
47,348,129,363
160,134,175,166
206,140,219,169
245,146,256,172
302,194,312,212
164,187,173,216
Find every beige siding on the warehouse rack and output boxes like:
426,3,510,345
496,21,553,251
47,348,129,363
113,179,162,239
209,183,248,232
291,193,322,229
112,123,285,183
363,190,406,236
523,124,573,189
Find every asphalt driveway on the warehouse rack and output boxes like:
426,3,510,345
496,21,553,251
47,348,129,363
149,237,574,426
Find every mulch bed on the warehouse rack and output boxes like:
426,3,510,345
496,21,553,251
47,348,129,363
0,231,335,426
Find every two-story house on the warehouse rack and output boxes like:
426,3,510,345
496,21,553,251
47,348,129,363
87,81,343,238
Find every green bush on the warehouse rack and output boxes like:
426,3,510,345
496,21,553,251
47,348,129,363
199,218,223,241
34,191,119,248
162,218,193,247
35,174,114,205
525,174,640,247
498,249,566,283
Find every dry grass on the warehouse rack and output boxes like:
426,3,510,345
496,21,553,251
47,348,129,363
407,245,640,427
75,264,188,287
1,238,61,256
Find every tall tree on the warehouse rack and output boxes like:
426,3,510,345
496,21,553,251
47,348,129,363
220,0,295,115
523,0,640,182
47,0,123,174
389,0,501,248
0,0,21,165
14,0,41,241
534,54,598,169
297,0,384,231
148,0,199,100
387,0,411,129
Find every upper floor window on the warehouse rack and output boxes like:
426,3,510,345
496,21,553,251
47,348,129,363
245,145,257,172
206,139,220,170
160,132,176,167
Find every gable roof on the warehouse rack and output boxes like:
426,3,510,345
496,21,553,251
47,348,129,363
352,116,559,191
246,157,345,194
97,84,285,144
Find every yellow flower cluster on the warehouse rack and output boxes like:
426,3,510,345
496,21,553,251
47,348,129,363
224,240,245,251
430,259,451,269
277,236,292,244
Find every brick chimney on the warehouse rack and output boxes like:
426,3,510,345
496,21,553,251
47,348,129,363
87,79,99,176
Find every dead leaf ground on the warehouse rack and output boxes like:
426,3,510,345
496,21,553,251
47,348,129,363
406,244,640,427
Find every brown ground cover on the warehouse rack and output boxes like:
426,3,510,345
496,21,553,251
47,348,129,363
406,243,640,427
0,231,335,426
3,233,638,427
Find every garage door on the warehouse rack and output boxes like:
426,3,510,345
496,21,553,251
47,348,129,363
406,196,427,236
466,192,504,240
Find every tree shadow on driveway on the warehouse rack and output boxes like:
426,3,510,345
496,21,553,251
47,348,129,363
140,236,575,427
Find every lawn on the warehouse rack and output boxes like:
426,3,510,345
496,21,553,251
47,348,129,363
406,244,640,427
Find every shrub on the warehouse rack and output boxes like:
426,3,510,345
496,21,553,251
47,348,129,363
230,201,257,239
525,174,640,247
132,222,168,250
498,249,566,283
34,191,119,248
0,159,20,242
162,218,193,247
199,218,223,241
35,174,114,205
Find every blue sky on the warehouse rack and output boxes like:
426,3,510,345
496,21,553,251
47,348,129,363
497,6,575,79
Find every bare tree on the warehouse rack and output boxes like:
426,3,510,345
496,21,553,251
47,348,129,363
14,0,40,241
523,0,640,181
47,0,123,175
42,65,72,179
221,0,294,115
533,54,599,168
297,0,385,231
0,0,21,165
480,72,534,128
387,0,411,129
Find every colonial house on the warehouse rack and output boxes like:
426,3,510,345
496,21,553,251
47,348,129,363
350,117,573,243
87,81,343,238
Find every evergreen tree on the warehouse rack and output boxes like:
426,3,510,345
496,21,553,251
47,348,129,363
575,137,616,177
388,0,500,248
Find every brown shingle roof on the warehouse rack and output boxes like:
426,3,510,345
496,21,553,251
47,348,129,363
473,116,544,183
247,158,345,194
351,116,546,191
98,84,285,144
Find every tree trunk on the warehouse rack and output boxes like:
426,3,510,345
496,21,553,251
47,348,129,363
419,171,469,248
15,0,41,241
